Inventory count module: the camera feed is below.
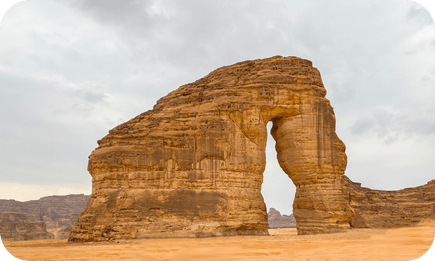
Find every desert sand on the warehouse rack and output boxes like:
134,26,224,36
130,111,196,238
3,222,435,261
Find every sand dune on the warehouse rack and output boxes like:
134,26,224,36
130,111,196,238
3,222,435,261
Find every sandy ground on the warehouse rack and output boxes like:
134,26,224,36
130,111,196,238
3,222,435,261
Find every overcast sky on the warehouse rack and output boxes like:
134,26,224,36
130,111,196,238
0,0,434,215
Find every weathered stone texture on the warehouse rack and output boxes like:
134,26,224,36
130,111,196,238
69,56,354,242
0,212,54,241
56,226,73,240
268,208,296,229
0,194,89,229
343,176,435,228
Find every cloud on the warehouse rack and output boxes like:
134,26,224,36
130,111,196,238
350,116,375,135
69,88,108,104
0,0,434,205
350,107,435,141
69,0,155,31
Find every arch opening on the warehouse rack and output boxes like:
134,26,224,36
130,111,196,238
261,122,297,229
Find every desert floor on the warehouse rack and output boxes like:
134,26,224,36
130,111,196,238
3,222,435,261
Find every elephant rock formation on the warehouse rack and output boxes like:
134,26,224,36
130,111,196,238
69,56,357,242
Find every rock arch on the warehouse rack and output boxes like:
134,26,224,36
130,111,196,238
69,56,434,242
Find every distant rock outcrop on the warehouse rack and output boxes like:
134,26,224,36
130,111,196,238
56,226,73,240
343,176,435,228
0,212,54,241
0,194,89,229
267,208,296,229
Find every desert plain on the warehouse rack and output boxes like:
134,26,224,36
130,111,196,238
3,222,435,261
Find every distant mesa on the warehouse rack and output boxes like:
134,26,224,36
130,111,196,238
56,226,74,240
267,208,296,229
344,177,435,228
0,194,90,240
0,212,54,241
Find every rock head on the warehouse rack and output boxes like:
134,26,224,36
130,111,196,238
69,56,354,242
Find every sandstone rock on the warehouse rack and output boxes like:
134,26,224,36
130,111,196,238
267,208,296,229
343,176,435,228
0,194,89,229
0,212,54,241
69,56,354,242
56,226,73,240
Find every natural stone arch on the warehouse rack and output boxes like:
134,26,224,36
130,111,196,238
69,56,355,242
69,56,435,243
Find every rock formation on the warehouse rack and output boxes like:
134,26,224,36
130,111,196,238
267,208,296,229
0,212,54,241
0,194,89,229
343,176,435,228
56,226,73,240
69,56,354,242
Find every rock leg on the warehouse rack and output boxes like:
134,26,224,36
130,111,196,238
271,100,354,234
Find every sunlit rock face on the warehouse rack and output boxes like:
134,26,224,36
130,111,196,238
69,56,354,242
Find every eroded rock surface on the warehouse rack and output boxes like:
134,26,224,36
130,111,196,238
0,194,89,229
268,208,296,229
70,56,353,242
56,226,73,240
343,176,435,228
0,212,54,241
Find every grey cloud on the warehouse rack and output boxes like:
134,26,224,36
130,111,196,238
373,109,393,127
47,87,110,117
69,89,108,104
69,0,155,27
350,108,435,142
350,116,375,135
403,117,435,136
68,0,302,70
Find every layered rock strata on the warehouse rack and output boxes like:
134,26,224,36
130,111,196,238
0,212,54,241
56,226,73,240
268,208,296,229
69,56,353,242
343,176,435,228
0,194,89,229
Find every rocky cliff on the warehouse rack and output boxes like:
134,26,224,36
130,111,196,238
0,212,54,241
56,226,74,240
268,208,296,229
343,176,435,228
70,56,353,242
0,194,89,229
